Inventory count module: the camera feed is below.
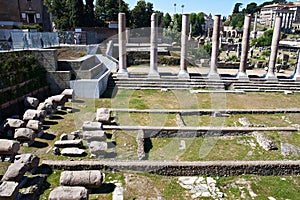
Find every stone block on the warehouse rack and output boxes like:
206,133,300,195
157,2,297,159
1,163,28,182
0,140,20,155
54,140,83,148
3,118,25,129
96,108,111,123
24,97,39,108
60,170,103,189
0,181,19,200
14,128,36,142
61,148,85,156
82,131,106,143
26,120,43,132
23,109,46,121
61,89,74,100
48,186,88,200
82,121,102,131
253,132,277,151
49,94,68,106
89,141,107,157
14,154,40,171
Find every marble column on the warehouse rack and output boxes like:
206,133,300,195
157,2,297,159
118,13,128,77
237,14,251,80
265,16,282,80
293,50,300,81
208,15,221,79
178,14,190,79
253,13,258,39
148,13,160,78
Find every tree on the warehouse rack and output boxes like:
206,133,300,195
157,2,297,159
68,0,84,28
189,12,205,36
95,0,130,26
243,2,260,16
44,0,70,30
251,29,274,46
233,3,243,14
225,13,244,28
85,0,95,26
164,13,172,28
130,0,154,28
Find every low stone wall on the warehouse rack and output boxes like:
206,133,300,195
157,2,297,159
76,63,105,79
42,160,300,176
47,71,72,94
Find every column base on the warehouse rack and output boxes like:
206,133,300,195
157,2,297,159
178,70,190,79
117,69,129,78
148,70,160,79
236,72,249,80
264,73,278,81
292,74,300,81
207,71,220,80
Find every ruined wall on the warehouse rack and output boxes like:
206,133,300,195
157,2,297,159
43,160,300,176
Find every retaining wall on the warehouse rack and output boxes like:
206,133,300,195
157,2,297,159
42,160,300,176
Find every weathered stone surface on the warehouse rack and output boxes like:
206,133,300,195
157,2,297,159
96,108,111,123
3,118,25,129
0,181,19,199
23,109,46,121
82,131,106,142
24,97,39,108
26,120,43,132
281,142,300,157
50,95,68,106
82,121,102,131
61,89,74,100
44,98,58,109
60,133,77,141
61,148,85,156
37,102,53,114
1,163,28,182
0,140,20,155
48,186,88,200
54,140,83,148
14,128,36,142
14,154,40,171
238,117,253,127
136,130,146,160
89,141,107,157
253,132,277,150
60,170,103,189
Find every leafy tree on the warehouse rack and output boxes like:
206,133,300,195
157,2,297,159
68,0,84,28
164,13,172,28
189,12,205,36
95,0,130,26
251,29,273,46
243,2,260,16
44,0,70,30
225,13,244,28
130,0,154,28
173,14,182,32
163,20,181,43
233,3,243,14
85,0,95,26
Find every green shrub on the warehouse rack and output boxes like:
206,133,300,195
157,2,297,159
158,56,180,65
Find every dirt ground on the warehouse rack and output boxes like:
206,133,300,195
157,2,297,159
56,47,86,60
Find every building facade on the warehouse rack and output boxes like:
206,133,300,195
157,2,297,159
259,1,300,33
0,0,51,31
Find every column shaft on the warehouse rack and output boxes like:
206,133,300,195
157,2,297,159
266,16,282,80
148,13,160,78
208,15,221,79
237,15,251,80
118,13,128,76
178,14,190,78
293,50,300,81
